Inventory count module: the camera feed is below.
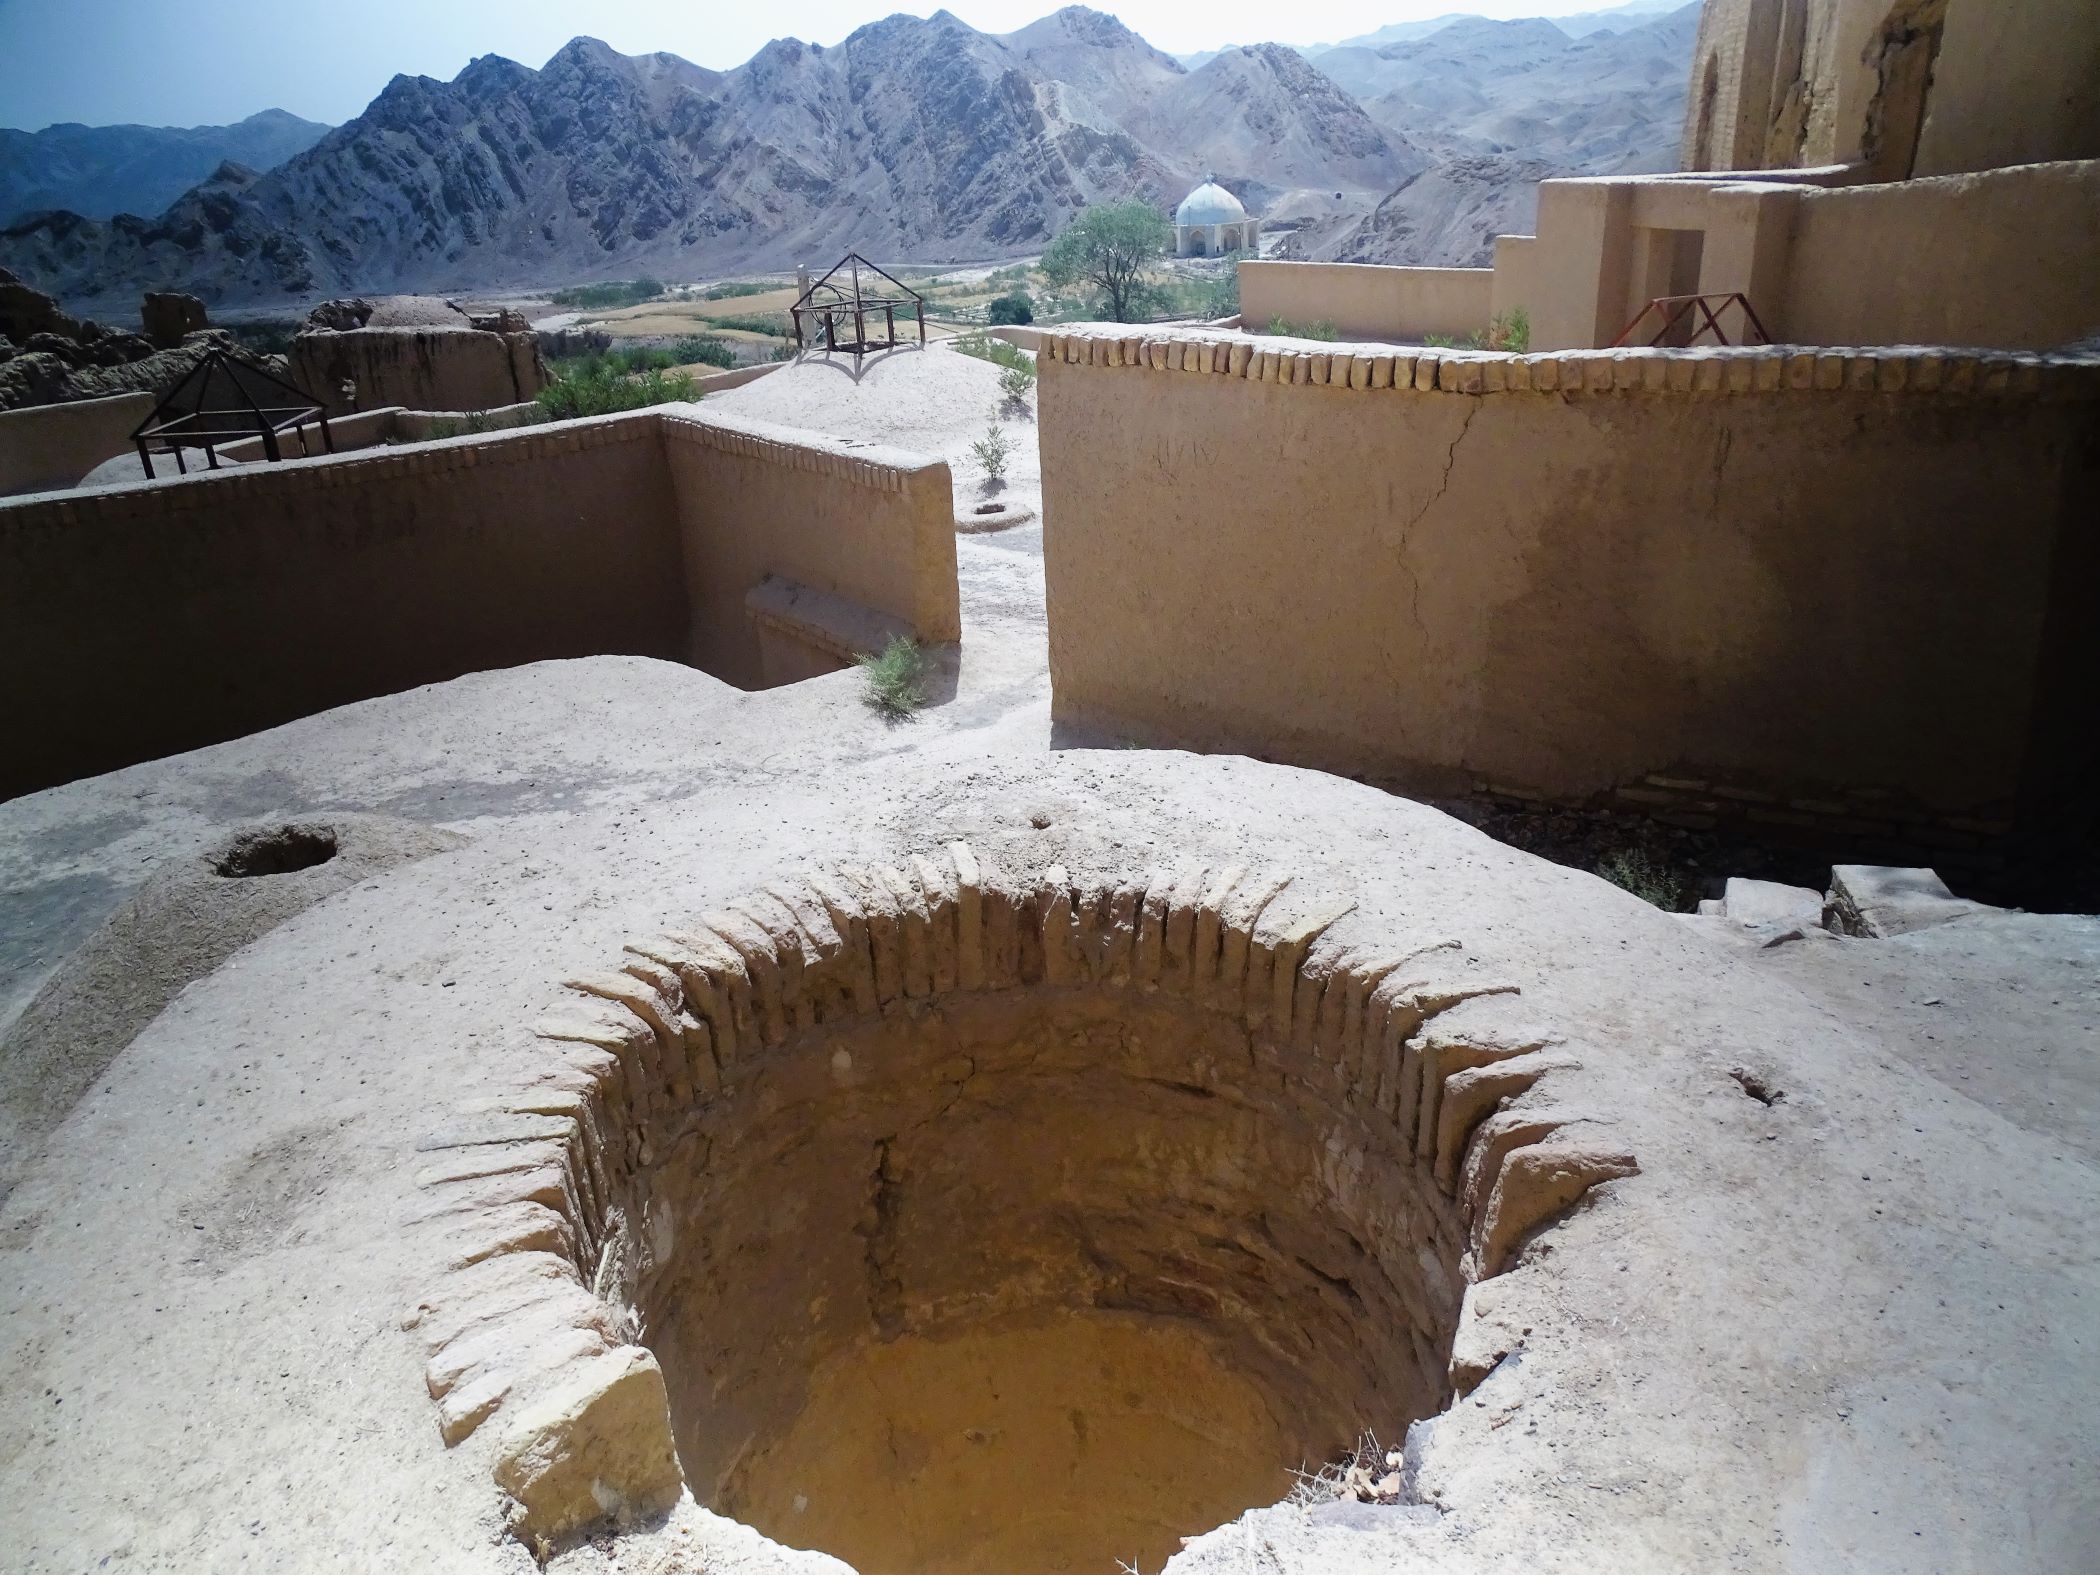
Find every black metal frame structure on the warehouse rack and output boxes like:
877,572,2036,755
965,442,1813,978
130,349,333,479
789,253,927,368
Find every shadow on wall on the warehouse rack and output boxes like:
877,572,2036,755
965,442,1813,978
0,407,959,799
0,390,156,497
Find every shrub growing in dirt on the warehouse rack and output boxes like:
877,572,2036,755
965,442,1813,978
856,637,929,720
971,423,1014,481
536,360,696,420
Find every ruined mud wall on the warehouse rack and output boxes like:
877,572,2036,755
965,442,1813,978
1493,159,2097,353
1779,161,2100,350
1915,0,2100,176
0,404,965,796
0,389,153,496
1038,327,2100,836
0,414,683,799
1684,0,2100,177
289,325,545,415
1679,0,1856,171
1240,261,1496,343
662,407,959,689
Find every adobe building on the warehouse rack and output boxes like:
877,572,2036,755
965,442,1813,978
1681,0,2100,179
1058,0,2100,859
288,294,548,415
3,9,2100,1575
1243,0,2100,353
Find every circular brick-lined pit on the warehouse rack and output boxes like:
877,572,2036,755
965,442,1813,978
405,847,1637,1571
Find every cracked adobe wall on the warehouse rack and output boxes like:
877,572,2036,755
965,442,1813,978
402,848,1636,1571
1038,326,2100,835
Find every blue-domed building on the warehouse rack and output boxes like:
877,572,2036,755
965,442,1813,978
1173,179,1259,257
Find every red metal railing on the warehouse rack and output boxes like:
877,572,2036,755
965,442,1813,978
1610,292,1772,348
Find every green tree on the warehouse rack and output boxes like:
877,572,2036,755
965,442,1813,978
1041,202,1170,323
987,289,1034,326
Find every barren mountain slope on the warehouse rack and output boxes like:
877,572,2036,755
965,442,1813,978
1135,43,1425,199
0,7,1355,310
1322,5,1696,266
1351,10,1695,163
0,3,1696,307
1001,7,1187,125
1327,154,1559,267
0,109,330,225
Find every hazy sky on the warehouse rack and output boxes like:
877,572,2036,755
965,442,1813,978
0,0,1662,130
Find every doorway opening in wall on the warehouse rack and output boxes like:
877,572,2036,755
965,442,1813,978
1630,228,1708,345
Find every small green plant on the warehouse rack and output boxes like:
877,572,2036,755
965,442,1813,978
856,636,929,720
1266,315,1338,341
998,362,1037,403
551,346,682,377
971,423,1014,481
1150,271,1238,321
1596,848,1691,911
951,330,1032,371
421,411,503,439
1465,307,1531,352
1422,332,1458,349
536,360,697,420
701,310,791,336
670,334,738,369
550,278,666,310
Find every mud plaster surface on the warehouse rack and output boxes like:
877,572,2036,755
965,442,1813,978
0,348,2094,1575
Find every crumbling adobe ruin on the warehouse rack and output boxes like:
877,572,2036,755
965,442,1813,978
288,294,547,415
1,4,2097,1571
0,265,233,412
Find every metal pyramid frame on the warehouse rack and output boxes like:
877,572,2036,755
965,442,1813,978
789,253,927,368
130,348,333,478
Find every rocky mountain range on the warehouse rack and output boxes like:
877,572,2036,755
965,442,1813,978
1177,0,1683,67
1320,6,1697,263
0,109,329,227
0,3,1694,311
1324,0,1686,50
